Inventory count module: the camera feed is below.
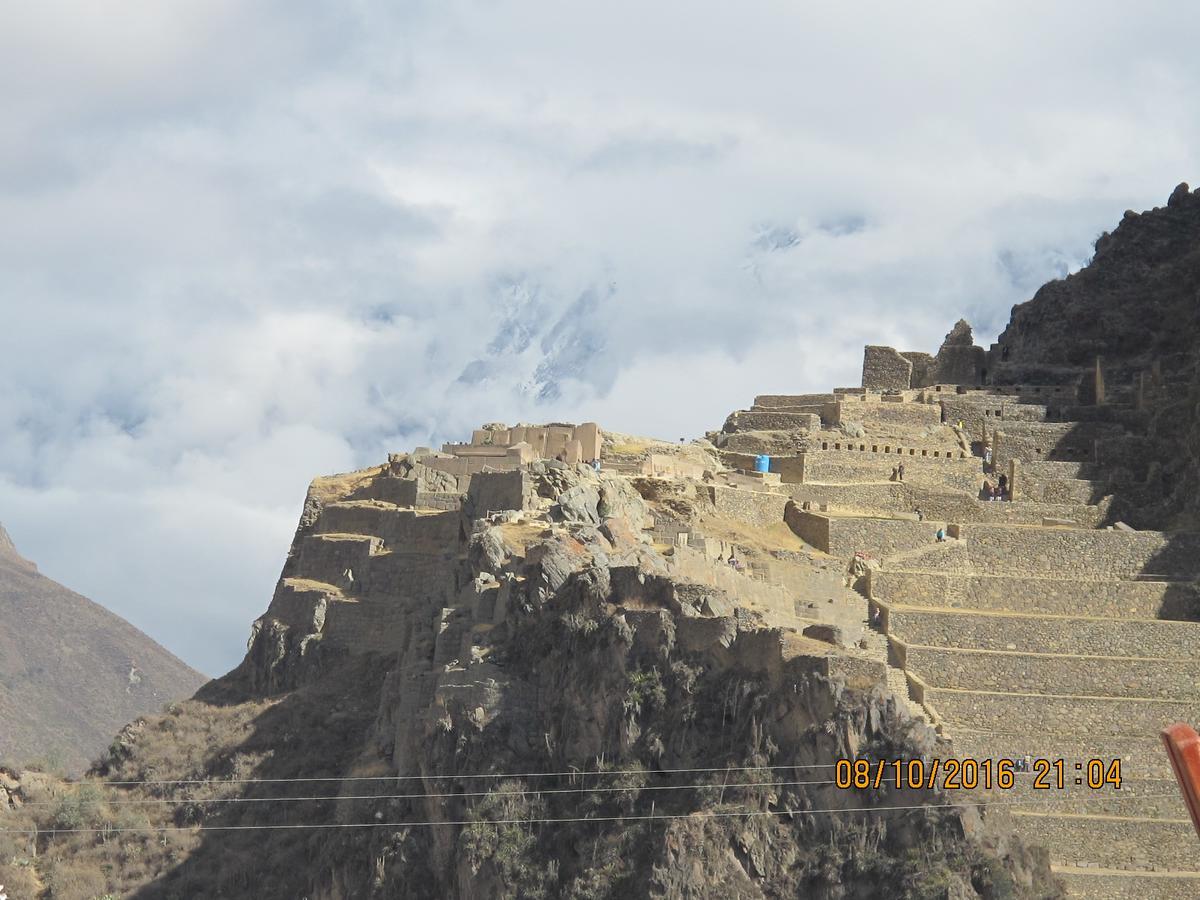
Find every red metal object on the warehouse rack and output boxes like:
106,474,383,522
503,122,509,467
1161,723,1200,839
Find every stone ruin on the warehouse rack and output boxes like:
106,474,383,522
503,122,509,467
862,319,988,390
444,422,601,468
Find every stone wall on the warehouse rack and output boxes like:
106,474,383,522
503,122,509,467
886,607,1200,656
955,524,1200,579
861,345,913,391
752,393,836,408
933,345,986,385
869,570,1200,619
667,546,795,614
901,351,935,387
992,421,1119,467
289,533,382,586
800,451,979,492
1016,467,1106,505
924,687,1200,737
705,485,790,527
645,454,708,479
316,503,461,552
904,645,1199,699
786,509,941,558
1013,816,1197,873
465,471,534,517
785,480,1107,527
714,430,816,455
831,398,942,431
905,489,1109,528
783,504,829,551
939,396,1048,445
785,482,910,516
722,410,821,432
423,453,517,477
414,491,464,511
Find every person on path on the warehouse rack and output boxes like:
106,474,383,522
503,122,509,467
897,463,905,482
935,527,946,542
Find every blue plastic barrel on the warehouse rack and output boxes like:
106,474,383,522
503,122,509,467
754,454,771,473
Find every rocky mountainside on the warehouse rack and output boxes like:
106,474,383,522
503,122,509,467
994,182,1200,528
0,462,1054,899
0,523,205,773
14,185,1200,897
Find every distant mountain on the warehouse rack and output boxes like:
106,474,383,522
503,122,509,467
0,522,205,772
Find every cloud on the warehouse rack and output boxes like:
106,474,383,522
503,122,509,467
1,1,1199,674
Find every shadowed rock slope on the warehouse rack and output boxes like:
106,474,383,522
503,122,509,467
0,523,205,772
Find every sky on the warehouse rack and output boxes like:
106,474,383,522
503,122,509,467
1,1,1198,676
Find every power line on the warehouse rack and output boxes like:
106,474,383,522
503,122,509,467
92,762,840,787
0,794,1161,837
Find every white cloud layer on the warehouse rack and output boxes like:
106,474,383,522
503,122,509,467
1,1,1198,674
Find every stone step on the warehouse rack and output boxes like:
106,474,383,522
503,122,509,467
904,645,1200,701
949,731,1173,780
1012,811,1195,872
885,606,1200,658
868,570,1198,620
924,687,1200,738
1052,866,1200,900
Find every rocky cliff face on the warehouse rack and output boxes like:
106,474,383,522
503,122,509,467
0,462,1055,898
993,183,1200,527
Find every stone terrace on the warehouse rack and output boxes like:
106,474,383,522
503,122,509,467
742,364,1200,897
